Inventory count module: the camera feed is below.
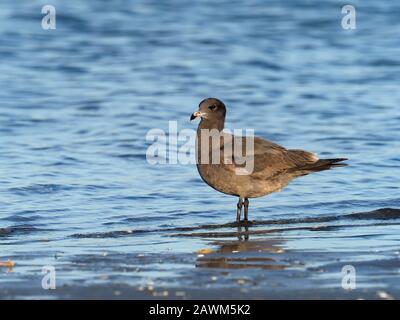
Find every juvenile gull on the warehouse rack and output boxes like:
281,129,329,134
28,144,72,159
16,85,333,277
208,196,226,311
190,98,347,223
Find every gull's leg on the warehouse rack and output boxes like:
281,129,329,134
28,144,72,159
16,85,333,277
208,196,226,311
244,198,249,222
236,197,243,222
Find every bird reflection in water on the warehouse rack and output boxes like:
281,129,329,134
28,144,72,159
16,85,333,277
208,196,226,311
196,236,288,270
237,224,249,241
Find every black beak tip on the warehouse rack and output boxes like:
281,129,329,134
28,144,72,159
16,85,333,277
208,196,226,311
190,113,196,121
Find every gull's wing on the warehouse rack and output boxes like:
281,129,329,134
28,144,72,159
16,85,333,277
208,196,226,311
220,133,319,178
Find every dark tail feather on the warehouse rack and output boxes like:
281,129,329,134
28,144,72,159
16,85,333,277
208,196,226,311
318,158,348,165
285,158,348,179
299,158,348,172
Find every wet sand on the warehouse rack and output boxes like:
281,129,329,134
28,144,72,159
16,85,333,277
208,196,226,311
1,208,399,300
1,246,398,300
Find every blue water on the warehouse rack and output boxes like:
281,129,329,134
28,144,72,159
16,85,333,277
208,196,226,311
1,0,399,299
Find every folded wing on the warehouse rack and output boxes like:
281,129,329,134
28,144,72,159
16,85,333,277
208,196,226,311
220,133,335,179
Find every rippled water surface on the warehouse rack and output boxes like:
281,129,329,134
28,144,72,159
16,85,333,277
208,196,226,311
1,0,399,299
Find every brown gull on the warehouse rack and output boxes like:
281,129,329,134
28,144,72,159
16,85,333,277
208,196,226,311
190,98,347,222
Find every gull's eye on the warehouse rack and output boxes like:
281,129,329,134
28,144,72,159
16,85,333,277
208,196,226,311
208,105,217,110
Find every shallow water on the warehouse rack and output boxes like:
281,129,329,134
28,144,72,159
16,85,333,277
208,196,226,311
0,0,400,299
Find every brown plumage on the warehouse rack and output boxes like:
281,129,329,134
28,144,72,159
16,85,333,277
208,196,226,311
190,98,347,222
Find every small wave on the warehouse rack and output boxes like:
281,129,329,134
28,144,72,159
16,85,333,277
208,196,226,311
70,228,160,239
0,225,44,238
170,208,400,238
345,208,400,220
110,153,147,161
366,59,400,67
78,104,101,112
69,208,400,239
240,59,284,71
9,184,74,196
173,222,400,238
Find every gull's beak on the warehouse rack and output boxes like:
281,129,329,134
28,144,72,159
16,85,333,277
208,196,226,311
190,111,202,121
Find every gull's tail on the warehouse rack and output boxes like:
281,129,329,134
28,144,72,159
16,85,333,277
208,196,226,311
298,158,348,172
286,158,348,179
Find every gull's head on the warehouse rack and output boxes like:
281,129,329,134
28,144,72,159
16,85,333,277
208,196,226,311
190,98,226,122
